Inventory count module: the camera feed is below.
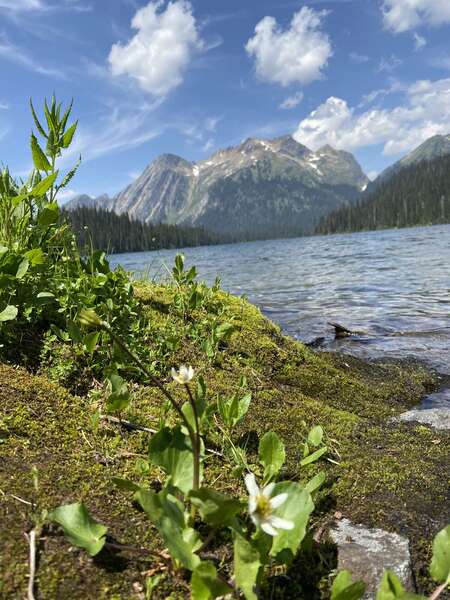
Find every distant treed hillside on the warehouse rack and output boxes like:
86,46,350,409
315,154,450,235
63,207,229,254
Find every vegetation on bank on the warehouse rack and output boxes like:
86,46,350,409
316,154,450,235
63,205,231,254
0,98,449,600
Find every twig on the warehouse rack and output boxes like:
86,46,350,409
100,415,157,434
429,582,449,600
10,494,33,506
26,527,40,600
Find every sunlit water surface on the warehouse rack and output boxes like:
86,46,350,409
110,224,450,408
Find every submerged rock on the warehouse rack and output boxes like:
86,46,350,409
330,519,413,599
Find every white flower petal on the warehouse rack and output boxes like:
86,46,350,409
248,497,257,514
269,516,294,530
262,482,275,498
270,493,288,509
244,473,260,497
261,521,279,536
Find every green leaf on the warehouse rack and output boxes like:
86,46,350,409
376,571,405,600
111,477,140,492
331,571,366,600
189,488,243,527
38,202,59,226
218,392,251,429
84,331,100,354
31,133,52,172
148,426,198,495
36,292,56,306
136,488,200,570
105,374,130,414
30,98,48,139
16,257,29,279
430,524,450,584
24,248,45,265
191,561,232,600
307,425,324,447
259,431,285,481
58,156,81,191
0,305,18,322
305,471,326,494
31,171,58,197
62,121,78,148
234,533,262,600
300,446,328,467
269,482,314,560
49,502,107,556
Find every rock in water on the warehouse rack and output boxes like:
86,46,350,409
329,519,413,599
397,408,450,430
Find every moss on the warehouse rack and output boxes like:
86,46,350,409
1,283,448,598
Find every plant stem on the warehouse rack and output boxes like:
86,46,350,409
185,383,201,491
26,526,41,600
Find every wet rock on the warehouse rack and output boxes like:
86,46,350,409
397,408,450,430
329,519,413,599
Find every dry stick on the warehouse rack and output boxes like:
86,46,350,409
429,582,449,600
101,414,157,434
26,526,40,600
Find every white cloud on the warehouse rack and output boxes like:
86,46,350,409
0,0,43,9
57,189,79,204
202,138,215,153
280,91,304,109
368,170,379,181
109,0,203,97
350,52,370,64
293,78,450,156
414,32,426,50
0,101,8,110
382,0,450,33
378,54,403,72
0,36,65,78
204,116,220,132
245,7,332,87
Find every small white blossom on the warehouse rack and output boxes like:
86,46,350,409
244,473,294,536
171,365,194,384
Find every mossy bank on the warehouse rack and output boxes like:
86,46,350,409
1,283,449,599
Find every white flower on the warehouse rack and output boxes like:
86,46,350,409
244,473,294,536
171,365,194,384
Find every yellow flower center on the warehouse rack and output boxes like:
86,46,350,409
255,495,272,520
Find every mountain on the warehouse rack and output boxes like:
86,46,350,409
315,152,450,235
64,193,111,210
370,134,450,189
106,135,368,238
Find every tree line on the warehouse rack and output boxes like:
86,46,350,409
315,154,450,235
62,206,230,254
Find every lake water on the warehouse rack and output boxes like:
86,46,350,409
110,224,450,408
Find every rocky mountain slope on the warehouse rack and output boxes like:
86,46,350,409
67,135,368,238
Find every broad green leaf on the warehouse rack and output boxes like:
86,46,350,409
16,257,29,279
307,425,324,447
38,202,59,226
30,98,48,139
31,171,58,197
49,502,107,556
218,392,251,429
136,488,200,570
62,121,78,148
24,248,45,265
105,374,130,413
36,292,56,306
60,99,73,132
305,471,326,494
148,426,198,495
300,446,328,467
269,482,314,560
31,133,52,172
189,488,243,527
191,561,232,600
259,431,285,481
234,533,261,600
84,331,100,354
0,305,18,322
430,524,450,584
331,571,366,600
376,571,405,600
111,477,140,492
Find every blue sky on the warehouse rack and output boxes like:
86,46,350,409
1,0,450,200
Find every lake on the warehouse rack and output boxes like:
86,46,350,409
110,224,450,407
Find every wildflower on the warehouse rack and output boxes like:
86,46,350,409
79,308,103,328
244,473,294,536
171,365,194,384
